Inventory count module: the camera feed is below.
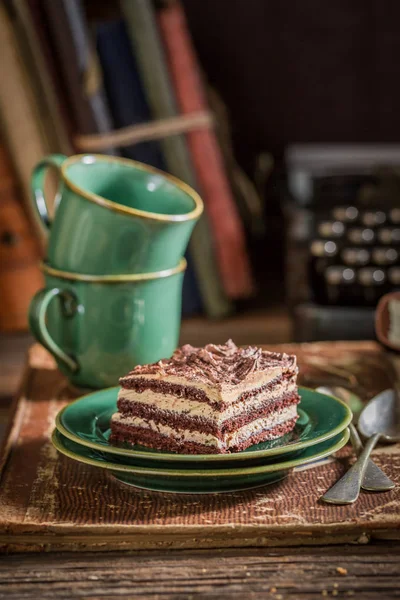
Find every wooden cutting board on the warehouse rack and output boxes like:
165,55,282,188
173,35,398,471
0,341,399,553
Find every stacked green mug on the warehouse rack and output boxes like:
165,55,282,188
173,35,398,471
28,154,203,389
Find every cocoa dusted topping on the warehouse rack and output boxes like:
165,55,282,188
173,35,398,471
120,340,297,387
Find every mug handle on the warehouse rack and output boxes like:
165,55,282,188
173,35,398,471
29,287,79,373
30,154,67,241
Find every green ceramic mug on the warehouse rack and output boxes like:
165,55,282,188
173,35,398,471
31,154,203,274
28,260,186,389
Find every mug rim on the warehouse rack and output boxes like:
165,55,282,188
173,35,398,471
61,154,203,222
41,258,187,283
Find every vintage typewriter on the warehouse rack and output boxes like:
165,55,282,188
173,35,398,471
284,146,400,341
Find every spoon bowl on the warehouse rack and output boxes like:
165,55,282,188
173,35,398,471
358,388,400,443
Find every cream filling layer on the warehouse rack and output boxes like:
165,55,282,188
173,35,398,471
121,366,297,404
111,405,298,449
118,380,297,425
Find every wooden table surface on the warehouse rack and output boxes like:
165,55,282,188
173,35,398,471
1,333,400,599
0,545,399,599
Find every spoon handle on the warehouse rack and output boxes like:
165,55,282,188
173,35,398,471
348,422,363,453
321,433,381,504
349,424,395,492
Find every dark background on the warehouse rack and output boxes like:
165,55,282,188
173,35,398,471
183,0,400,157
181,0,400,307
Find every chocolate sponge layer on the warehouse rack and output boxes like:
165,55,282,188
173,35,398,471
109,416,298,455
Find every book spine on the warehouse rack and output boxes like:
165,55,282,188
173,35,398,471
95,18,164,169
42,0,117,155
121,0,192,178
158,1,254,299
0,2,50,247
121,0,232,317
12,0,73,155
0,141,44,332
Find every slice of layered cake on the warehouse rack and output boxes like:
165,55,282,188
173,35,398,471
110,340,300,454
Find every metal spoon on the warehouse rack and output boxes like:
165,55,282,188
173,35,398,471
321,388,399,504
316,386,394,492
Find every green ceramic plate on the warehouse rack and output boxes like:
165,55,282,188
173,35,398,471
55,386,352,468
52,428,349,494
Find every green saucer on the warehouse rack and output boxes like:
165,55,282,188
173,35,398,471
56,386,352,468
52,428,349,494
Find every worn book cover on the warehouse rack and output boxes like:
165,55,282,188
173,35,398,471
158,1,253,299
0,342,399,552
0,2,50,244
121,0,232,317
42,0,117,155
11,0,72,155
95,18,164,168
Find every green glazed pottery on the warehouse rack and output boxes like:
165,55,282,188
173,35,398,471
31,154,203,274
29,260,186,389
52,428,350,494
55,386,352,468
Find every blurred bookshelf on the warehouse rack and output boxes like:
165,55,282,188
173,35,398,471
3,0,400,380
0,0,266,333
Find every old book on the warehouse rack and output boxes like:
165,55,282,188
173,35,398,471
26,0,75,147
121,0,232,317
121,0,197,178
10,0,72,155
95,18,164,168
158,1,253,299
0,1,50,246
0,141,44,332
42,0,117,155
1,342,399,551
